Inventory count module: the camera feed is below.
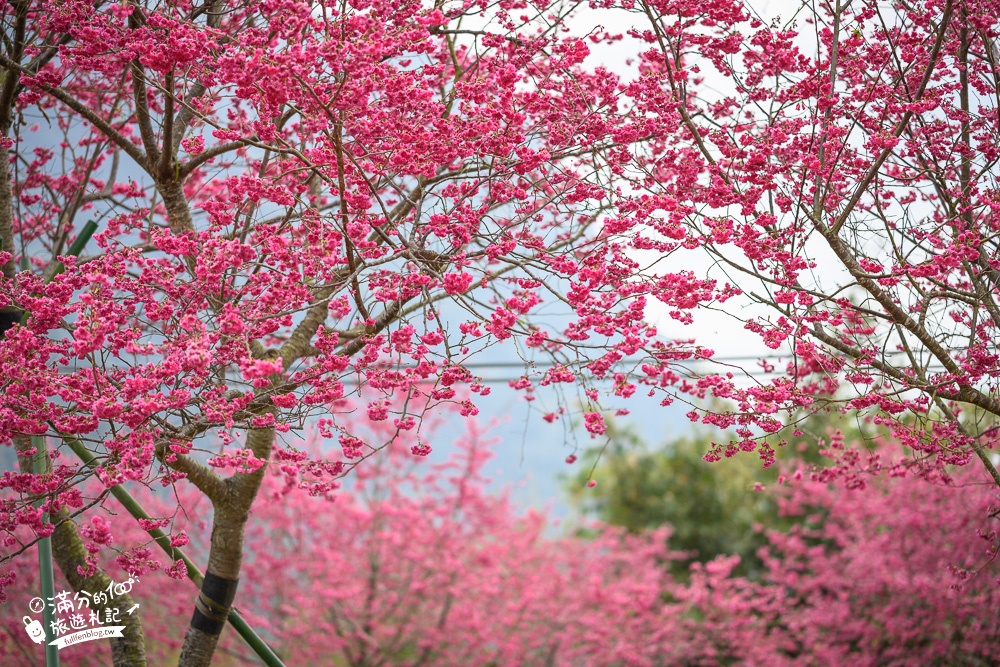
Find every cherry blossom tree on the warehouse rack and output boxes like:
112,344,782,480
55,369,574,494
614,0,1000,482
676,439,1000,666
3,0,1000,664
0,0,649,663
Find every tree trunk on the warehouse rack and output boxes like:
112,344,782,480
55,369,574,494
157,180,196,235
177,424,275,667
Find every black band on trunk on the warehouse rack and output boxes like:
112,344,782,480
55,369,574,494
0,308,23,340
190,573,239,636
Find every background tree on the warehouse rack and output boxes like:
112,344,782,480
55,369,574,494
567,421,778,579
571,423,1000,665
683,442,1000,666
2,414,687,667
6,413,998,666
567,411,877,578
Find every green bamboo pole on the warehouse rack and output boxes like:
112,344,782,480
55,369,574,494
66,439,286,667
32,436,60,666
62,220,98,266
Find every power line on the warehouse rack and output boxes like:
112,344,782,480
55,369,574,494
342,354,951,384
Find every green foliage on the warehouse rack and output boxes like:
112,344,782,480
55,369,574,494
567,423,775,579
566,409,879,579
